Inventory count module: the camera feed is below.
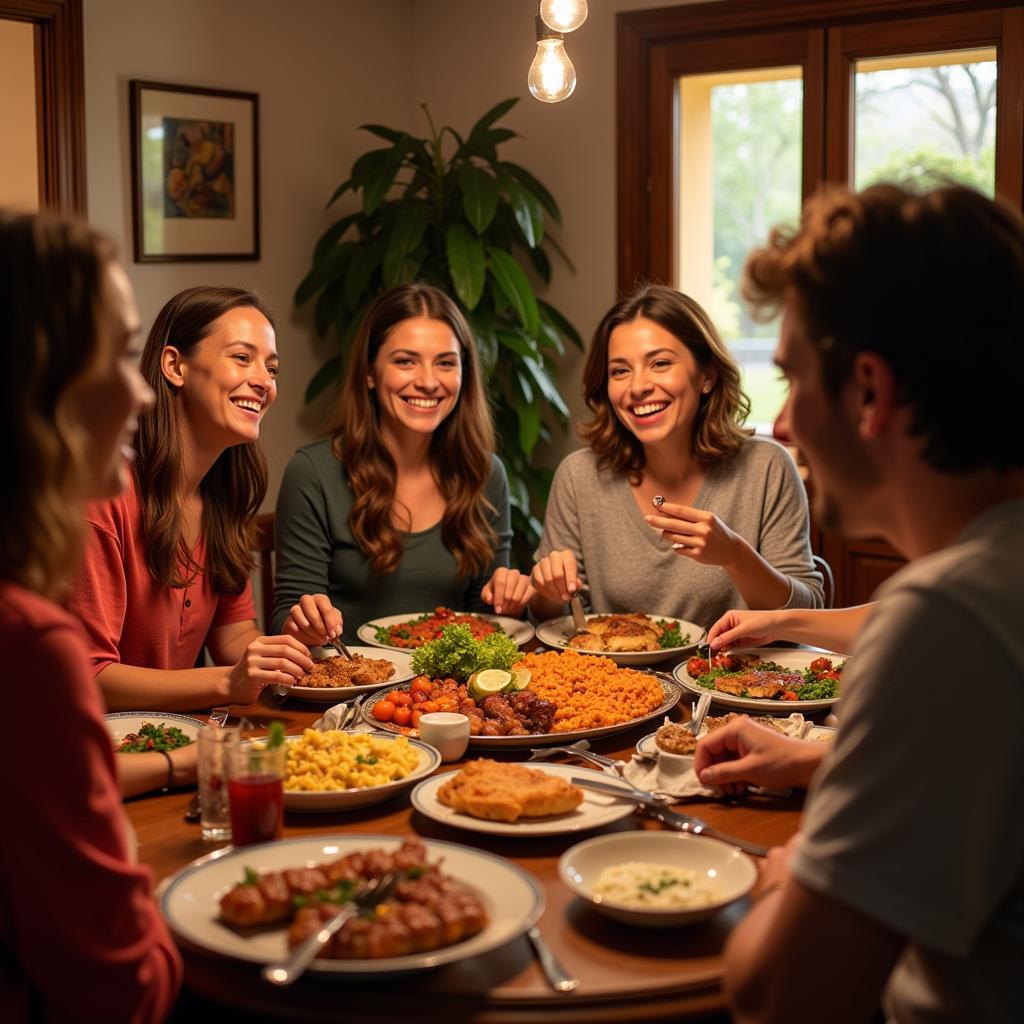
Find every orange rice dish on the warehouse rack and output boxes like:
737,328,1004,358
517,650,666,732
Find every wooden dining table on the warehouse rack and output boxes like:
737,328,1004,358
129,689,806,1023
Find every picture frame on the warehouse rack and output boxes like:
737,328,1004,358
129,80,260,262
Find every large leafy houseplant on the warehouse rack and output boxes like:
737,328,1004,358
295,98,581,561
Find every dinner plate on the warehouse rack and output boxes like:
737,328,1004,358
672,647,846,713
535,614,704,666
283,733,440,812
160,834,545,974
283,646,415,703
411,763,635,837
356,612,534,653
105,712,206,750
362,676,684,748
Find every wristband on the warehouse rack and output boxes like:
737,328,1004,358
158,750,174,792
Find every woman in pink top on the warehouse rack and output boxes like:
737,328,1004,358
0,209,181,1021
70,286,341,712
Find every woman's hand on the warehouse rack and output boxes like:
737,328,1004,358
707,609,785,651
530,549,581,604
645,501,745,565
282,594,344,647
693,716,825,794
226,634,313,703
169,742,198,787
481,568,535,617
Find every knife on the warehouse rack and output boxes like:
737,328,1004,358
569,776,768,858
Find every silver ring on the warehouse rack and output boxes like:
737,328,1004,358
671,542,685,550
653,495,665,507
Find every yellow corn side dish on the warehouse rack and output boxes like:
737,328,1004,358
285,729,420,791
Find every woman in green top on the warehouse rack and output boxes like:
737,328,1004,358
273,284,533,640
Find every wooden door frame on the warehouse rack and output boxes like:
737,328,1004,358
1,0,85,214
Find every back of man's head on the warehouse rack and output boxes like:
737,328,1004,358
744,183,1024,474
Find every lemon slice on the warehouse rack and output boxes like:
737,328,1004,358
510,668,531,691
468,669,513,700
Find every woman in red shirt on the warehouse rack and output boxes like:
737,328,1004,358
70,287,339,711
0,210,181,1021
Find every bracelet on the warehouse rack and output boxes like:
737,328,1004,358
158,750,174,792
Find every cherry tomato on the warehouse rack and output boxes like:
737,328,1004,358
411,709,425,729
392,706,412,727
411,677,434,696
687,657,709,677
372,700,396,723
809,657,833,673
390,691,413,707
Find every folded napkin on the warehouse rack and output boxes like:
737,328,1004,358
312,702,376,733
620,713,821,799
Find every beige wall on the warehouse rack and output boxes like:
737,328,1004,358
0,18,39,211
84,0,416,508
83,0,697,505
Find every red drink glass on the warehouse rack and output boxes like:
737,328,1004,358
227,742,286,847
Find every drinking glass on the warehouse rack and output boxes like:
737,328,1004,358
197,727,238,842
227,741,286,847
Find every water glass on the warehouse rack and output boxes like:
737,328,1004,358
197,727,238,842
227,741,286,847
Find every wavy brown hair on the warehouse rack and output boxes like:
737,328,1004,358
325,284,496,577
135,286,274,594
580,285,751,481
0,210,116,599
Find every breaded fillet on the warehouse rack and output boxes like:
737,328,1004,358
602,618,660,652
714,671,800,700
567,630,605,651
436,759,584,823
304,655,395,688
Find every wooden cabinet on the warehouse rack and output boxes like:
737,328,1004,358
816,531,905,608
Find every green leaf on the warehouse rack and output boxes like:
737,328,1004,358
486,248,539,336
527,244,552,285
459,164,499,234
467,97,519,139
517,397,541,455
314,213,359,264
325,177,354,209
522,356,570,420
514,368,534,405
537,317,565,357
498,161,561,222
294,241,356,307
362,150,405,215
314,279,346,337
539,299,584,349
343,239,385,310
446,224,486,310
305,352,345,402
496,329,539,360
544,233,577,273
502,177,544,248
359,124,408,144
382,200,431,286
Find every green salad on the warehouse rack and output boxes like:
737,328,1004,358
115,722,194,753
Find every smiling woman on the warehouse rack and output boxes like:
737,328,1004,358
273,283,533,640
67,286,334,713
531,285,823,627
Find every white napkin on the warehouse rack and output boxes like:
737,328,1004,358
312,702,376,734
621,713,821,799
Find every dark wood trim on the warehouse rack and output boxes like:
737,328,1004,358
998,7,1024,206
1,0,86,214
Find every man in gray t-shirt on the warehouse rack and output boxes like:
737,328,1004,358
702,184,1024,1023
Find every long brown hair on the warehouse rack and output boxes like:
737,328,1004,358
0,210,115,599
325,284,496,577
580,285,751,481
135,286,274,593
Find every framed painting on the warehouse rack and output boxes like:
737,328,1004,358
129,80,260,262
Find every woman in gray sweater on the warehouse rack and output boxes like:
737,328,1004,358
531,285,822,628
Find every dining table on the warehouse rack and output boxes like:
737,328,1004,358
128,681,807,1023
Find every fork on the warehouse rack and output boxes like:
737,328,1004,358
528,741,622,774
687,691,714,736
262,872,399,986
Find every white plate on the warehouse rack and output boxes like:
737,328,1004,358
356,612,534,653
160,834,545,974
636,719,837,754
284,733,440,812
411,763,636,836
535,614,704,666
284,646,415,703
105,712,206,750
673,647,845,713
362,676,684,748
559,831,757,928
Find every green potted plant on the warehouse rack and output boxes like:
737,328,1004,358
294,98,581,560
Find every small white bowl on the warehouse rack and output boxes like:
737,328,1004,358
417,712,470,762
559,830,757,928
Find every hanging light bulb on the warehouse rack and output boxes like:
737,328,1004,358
528,16,577,103
540,0,588,34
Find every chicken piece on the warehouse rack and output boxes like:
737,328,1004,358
601,617,660,652
714,670,799,700
481,695,528,735
567,630,605,651
508,690,556,733
437,759,584,822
